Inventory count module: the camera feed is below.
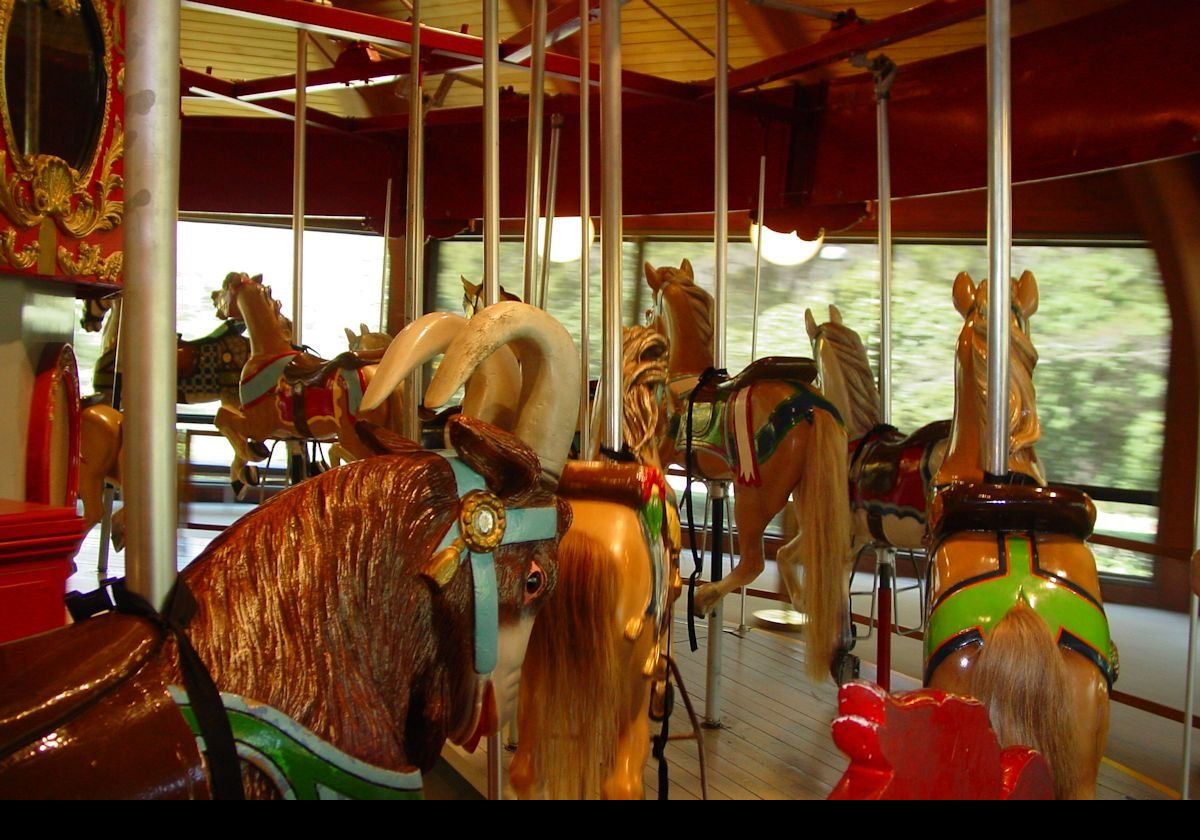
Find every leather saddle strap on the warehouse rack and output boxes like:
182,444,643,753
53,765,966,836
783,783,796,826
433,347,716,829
685,366,723,652
113,579,245,800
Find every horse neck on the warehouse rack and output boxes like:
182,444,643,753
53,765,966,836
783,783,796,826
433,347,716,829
662,296,713,379
816,336,877,440
239,286,293,356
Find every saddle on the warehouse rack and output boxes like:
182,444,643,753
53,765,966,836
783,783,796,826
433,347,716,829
854,420,951,497
282,350,372,390
690,356,817,402
929,481,1096,544
0,613,162,756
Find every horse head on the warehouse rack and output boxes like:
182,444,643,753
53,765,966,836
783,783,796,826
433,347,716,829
461,276,521,318
80,297,115,333
211,272,263,321
620,324,671,469
643,260,713,373
346,323,392,352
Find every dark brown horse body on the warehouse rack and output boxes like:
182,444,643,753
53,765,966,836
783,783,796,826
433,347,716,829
0,417,567,798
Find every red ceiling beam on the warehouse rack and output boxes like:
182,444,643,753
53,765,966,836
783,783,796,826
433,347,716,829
502,0,596,49
184,0,696,102
181,66,355,131
719,0,995,94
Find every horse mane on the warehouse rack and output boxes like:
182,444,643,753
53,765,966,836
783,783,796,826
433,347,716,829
621,324,670,466
814,319,881,434
516,528,624,799
969,297,1041,459
182,451,474,772
663,271,714,350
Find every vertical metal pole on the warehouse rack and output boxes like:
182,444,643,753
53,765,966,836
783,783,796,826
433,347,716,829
600,0,623,453
578,0,592,458
750,154,765,363
292,31,307,346
876,70,894,426
984,0,1011,478
123,0,179,608
875,547,893,691
538,115,563,310
403,5,424,442
523,0,548,303
705,0,730,728
483,0,500,306
379,177,393,330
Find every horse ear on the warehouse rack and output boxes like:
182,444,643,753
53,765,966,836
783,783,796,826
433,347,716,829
679,258,694,280
448,414,544,503
805,309,818,341
1015,270,1039,319
461,275,477,295
345,327,356,345
251,274,263,285
643,264,662,294
830,304,843,325
952,272,976,318
355,421,425,456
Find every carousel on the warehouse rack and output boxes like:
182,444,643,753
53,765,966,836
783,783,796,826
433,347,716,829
0,0,1197,799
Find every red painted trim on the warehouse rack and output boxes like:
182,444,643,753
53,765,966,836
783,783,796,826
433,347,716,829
26,344,81,508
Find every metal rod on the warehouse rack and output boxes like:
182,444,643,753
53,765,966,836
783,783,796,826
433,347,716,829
875,547,892,692
1185,590,1197,800
487,731,502,799
748,0,843,22
578,0,592,459
600,0,623,453
403,2,424,441
123,0,180,609
750,154,765,362
483,0,500,305
643,0,716,59
876,62,895,426
705,481,726,726
538,114,563,310
713,0,728,370
292,31,307,346
984,0,1011,477
522,0,548,303
379,177,393,329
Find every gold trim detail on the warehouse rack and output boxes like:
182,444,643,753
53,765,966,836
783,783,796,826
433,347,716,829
0,228,36,268
0,0,121,237
48,0,82,15
459,490,506,553
58,241,121,282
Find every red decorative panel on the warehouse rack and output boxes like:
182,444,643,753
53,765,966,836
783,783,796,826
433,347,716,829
0,0,124,292
0,499,86,643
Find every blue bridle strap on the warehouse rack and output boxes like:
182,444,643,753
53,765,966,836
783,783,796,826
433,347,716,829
433,454,557,676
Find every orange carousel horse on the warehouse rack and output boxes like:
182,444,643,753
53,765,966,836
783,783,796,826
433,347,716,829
421,304,683,799
806,305,950,553
646,260,851,682
924,270,1113,799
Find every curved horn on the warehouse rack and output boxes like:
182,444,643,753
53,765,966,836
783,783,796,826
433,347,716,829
426,302,579,483
360,312,470,412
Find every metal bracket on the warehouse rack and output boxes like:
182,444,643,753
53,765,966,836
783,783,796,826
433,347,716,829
850,52,897,100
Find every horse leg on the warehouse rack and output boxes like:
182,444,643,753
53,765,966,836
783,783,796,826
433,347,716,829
214,405,269,486
601,698,651,800
694,490,772,616
1062,649,1110,799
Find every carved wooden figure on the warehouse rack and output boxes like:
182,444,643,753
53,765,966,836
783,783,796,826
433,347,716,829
923,271,1113,799
645,260,852,682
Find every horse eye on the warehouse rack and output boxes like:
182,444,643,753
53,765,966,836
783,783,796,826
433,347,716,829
525,563,545,597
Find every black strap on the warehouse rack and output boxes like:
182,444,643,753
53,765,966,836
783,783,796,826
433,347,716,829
650,680,674,801
112,579,245,800
684,367,723,652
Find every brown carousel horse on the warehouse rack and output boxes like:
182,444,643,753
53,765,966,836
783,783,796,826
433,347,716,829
806,305,950,552
923,270,1113,799
210,272,405,486
0,414,569,799
646,260,852,682
420,304,682,799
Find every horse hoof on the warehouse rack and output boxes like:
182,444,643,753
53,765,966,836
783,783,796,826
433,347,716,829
831,651,861,685
243,465,261,487
308,459,327,478
692,583,720,617
248,441,271,460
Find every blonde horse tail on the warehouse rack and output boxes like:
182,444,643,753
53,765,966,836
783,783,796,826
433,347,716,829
784,407,852,683
970,601,1080,799
514,530,623,799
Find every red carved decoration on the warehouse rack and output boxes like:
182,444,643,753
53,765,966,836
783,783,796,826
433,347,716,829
25,343,80,508
829,680,1054,800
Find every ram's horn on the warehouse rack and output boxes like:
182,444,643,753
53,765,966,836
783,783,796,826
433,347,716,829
359,312,519,429
426,302,579,483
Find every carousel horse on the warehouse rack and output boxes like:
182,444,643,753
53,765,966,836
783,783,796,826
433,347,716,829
461,276,521,318
516,323,680,799
805,305,950,552
345,323,392,358
924,270,1113,799
645,260,852,682
210,272,409,486
0,414,569,799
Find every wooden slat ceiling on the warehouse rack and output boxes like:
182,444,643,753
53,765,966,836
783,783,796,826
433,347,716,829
180,0,1129,121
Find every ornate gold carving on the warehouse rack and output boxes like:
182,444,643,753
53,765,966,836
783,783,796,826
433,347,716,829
0,0,122,237
58,241,122,282
459,490,506,553
0,228,37,268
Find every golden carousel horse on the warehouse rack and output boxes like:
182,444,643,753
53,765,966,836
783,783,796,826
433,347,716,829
806,305,950,552
924,270,1113,799
421,304,682,799
646,260,852,682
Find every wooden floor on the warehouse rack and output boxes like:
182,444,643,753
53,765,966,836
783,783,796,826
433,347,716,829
71,520,1179,801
